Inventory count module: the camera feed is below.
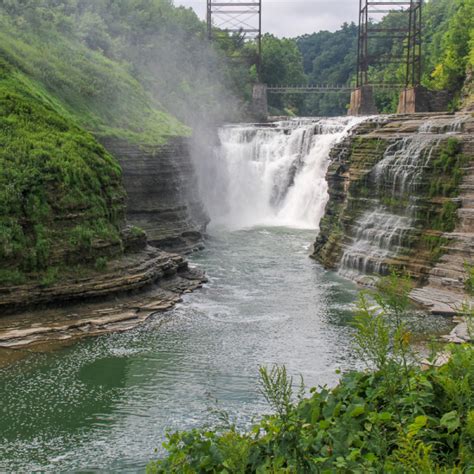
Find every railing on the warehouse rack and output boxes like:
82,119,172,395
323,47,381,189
266,83,407,94
267,84,352,94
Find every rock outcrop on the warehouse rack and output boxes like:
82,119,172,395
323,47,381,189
313,112,474,314
411,118,474,314
0,231,206,348
102,137,209,254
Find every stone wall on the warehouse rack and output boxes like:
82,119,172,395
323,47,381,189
102,137,209,254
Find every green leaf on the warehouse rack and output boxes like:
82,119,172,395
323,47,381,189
378,412,392,422
408,415,428,438
350,405,365,418
440,411,460,433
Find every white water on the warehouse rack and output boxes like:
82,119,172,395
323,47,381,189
198,117,365,230
339,124,443,278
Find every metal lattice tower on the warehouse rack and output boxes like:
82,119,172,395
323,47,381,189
356,0,422,88
207,0,262,78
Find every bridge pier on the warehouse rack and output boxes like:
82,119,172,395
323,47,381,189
252,83,268,121
397,86,451,114
348,86,378,116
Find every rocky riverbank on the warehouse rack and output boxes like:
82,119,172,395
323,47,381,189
0,243,206,350
0,131,210,351
313,112,474,314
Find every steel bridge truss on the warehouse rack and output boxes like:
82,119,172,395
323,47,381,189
357,0,422,88
207,1,262,76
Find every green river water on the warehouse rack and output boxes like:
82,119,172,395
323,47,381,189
0,227,449,472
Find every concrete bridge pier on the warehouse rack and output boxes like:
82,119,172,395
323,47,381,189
252,83,268,121
397,86,451,113
348,85,378,116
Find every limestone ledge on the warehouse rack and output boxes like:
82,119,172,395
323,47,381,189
0,246,207,349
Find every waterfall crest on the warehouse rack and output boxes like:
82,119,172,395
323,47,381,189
199,117,365,230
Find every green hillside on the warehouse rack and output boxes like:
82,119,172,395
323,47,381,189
0,14,189,145
0,56,126,285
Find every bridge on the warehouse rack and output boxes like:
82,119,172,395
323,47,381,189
266,84,405,94
206,1,449,117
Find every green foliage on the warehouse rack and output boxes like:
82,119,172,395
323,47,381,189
421,234,450,263
0,57,126,279
259,365,303,421
39,267,59,287
434,200,460,233
297,23,357,116
0,0,252,129
149,347,474,473
239,34,308,114
296,0,473,115
430,0,474,91
94,257,108,272
0,14,188,145
429,138,467,199
130,226,146,238
148,277,474,473
465,263,474,295
0,269,26,286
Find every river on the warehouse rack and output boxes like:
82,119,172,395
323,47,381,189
0,227,360,472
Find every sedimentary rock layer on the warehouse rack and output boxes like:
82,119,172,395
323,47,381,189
313,112,474,314
0,247,206,349
102,137,209,254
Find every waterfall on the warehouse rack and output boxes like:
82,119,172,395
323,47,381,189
339,126,441,279
198,117,365,230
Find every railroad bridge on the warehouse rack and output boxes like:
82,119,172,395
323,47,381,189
206,0,450,118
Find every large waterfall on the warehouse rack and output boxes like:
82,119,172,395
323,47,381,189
198,117,365,230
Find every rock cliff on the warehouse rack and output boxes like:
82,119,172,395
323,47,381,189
102,137,209,254
313,112,474,314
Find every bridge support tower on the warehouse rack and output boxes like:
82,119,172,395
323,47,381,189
348,85,378,115
349,0,428,116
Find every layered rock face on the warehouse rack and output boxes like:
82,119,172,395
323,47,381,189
102,137,209,254
0,227,206,314
313,113,474,314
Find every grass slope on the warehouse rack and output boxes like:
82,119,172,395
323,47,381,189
0,14,189,145
0,57,126,285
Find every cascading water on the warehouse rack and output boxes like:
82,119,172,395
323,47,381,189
339,125,443,279
198,117,365,230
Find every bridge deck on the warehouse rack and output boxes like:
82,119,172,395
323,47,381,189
267,84,405,94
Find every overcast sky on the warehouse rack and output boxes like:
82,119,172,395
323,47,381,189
175,0,359,37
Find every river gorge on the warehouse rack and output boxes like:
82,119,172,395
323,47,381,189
1,113,472,471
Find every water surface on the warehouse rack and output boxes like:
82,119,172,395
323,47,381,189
0,227,360,472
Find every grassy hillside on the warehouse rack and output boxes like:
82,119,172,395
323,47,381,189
0,56,128,285
0,3,198,286
0,15,189,145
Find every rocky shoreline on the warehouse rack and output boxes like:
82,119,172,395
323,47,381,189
0,248,206,352
0,133,210,353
